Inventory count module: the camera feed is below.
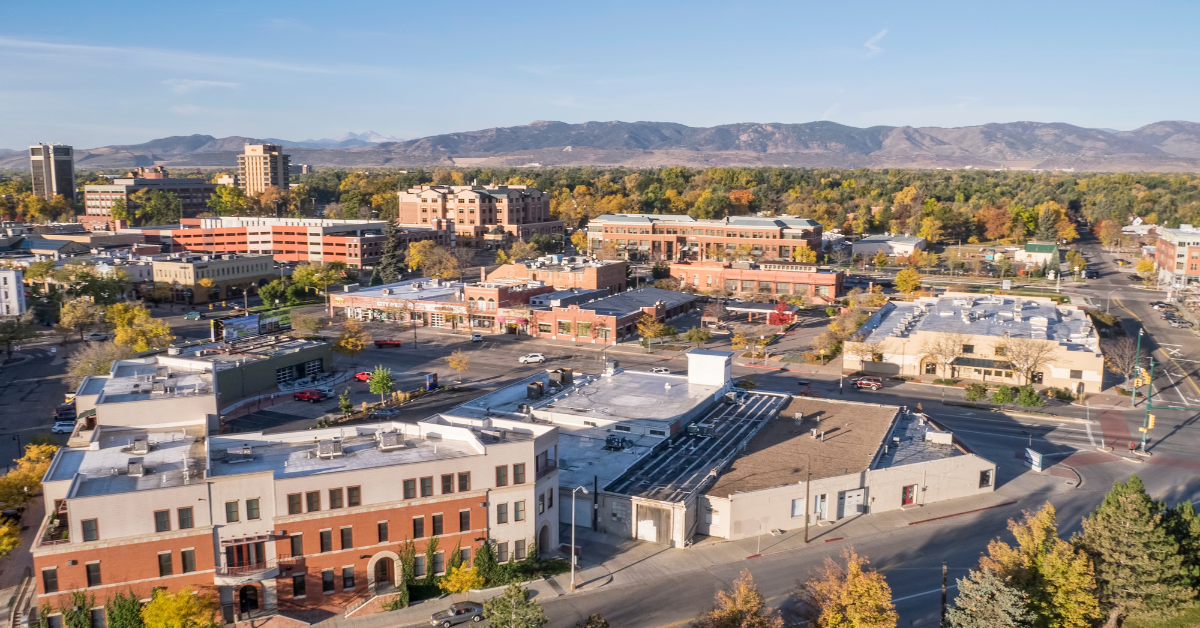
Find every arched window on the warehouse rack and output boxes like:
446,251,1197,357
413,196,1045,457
487,297,496,311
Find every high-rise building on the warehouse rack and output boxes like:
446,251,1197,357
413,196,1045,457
29,144,75,201
236,144,290,197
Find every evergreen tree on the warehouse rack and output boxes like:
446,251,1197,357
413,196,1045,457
368,266,383,286
1074,476,1194,625
946,569,1035,628
378,220,405,283
1035,206,1059,241
483,584,547,628
1165,500,1200,587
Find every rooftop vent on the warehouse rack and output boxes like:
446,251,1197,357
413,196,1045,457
127,459,145,477
226,446,253,463
131,439,150,455
378,432,405,451
317,439,344,459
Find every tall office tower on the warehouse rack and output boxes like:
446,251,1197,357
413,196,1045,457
236,144,290,197
29,144,76,200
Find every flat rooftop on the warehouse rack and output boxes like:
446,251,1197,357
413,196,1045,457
581,287,698,318
49,425,208,497
349,277,464,302
175,336,326,364
874,414,964,468
607,392,788,502
706,398,898,498
97,361,213,403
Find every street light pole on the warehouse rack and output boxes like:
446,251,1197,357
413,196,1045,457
570,486,588,591
1132,328,1144,406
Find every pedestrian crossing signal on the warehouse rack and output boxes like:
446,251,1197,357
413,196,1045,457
1148,414,1156,430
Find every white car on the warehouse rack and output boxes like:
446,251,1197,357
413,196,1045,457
651,367,671,374
470,333,483,342
519,353,546,364
84,333,108,341
51,420,75,434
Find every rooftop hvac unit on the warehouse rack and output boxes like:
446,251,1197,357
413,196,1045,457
549,369,564,386
526,381,544,400
226,446,253,463
378,432,405,451
317,439,344,459
127,460,145,477
561,367,573,385
131,439,150,455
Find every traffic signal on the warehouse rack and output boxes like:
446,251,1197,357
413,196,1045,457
1135,378,1143,387
222,301,226,307
1140,368,1150,379
1148,414,1156,430
208,303,213,310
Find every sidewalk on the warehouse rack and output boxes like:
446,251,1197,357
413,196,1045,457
0,499,46,621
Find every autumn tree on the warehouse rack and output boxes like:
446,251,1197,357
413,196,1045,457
1136,258,1156,285
66,342,135,389
946,569,1035,628
978,503,1099,628
637,313,666,347
846,337,888,369
446,349,469,383
106,302,173,352
0,443,60,510
140,587,218,628
767,302,793,328
794,247,818,263
894,268,922,294
683,326,714,348
368,365,394,403
693,569,783,628
438,565,485,594
570,229,589,252
58,298,106,341
872,250,889,269
795,549,897,628
334,318,372,363
206,185,247,216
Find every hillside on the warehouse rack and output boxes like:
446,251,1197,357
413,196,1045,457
4,120,1200,172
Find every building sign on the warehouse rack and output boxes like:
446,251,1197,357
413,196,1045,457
1002,280,1012,290
222,314,260,341
1024,448,1043,472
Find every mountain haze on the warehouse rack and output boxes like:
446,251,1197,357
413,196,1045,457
4,120,1200,172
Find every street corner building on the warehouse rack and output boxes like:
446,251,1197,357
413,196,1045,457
585,213,822,262
843,293,1104,395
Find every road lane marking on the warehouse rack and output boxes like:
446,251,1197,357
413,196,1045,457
1115,298,1200,398
892,584,959,603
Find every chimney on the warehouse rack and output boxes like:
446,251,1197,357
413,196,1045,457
481,266,486,282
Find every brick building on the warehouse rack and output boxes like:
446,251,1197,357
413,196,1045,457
586,214,822,262
668,260,844,303
82,168,217,225
151,254,277,304
335,277,555,335
520,287,699,345
1156,224,1200,287
133,217,453,268
485,257,627,295
397,185,563,246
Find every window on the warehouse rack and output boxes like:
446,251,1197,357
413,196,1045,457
82,519,98,542
442,474,454,494
158,552,173,577
340,527,353,549
377,521,389,543
154,510,170,532
496,466,508,487
649,429,666,436
994,346,1007,357
90,608,105,628
980,470,993,488
497,503,508,524
577,322,592,337
306,491,320,512
347,486,361,507
42,568,58,593
902,485,916,506
322,570,335,594
538,323,552,334
1070,370,1083,380
292,574,306,598
403,479,416,500
548,490,553,509
413,516,425,538
614,425,630,432
458,472,471,492
433,551,445,575
962,344,975,354
497,542,509,563
246,499,260,520
342,566,355,590
329,488,344,509
539,494,545,514
558,321,572,335
288,494,302,515
290,534,303,558
225,501,239,523
319,530,332,553
420,477,434,497
515,540,526,561
514,501,526,522
460,547,471,567
513,463,526,484
178,507,194,529
47,617,62,628
432,514,443,536
414,556,426,578
181,549,195,574
459,510,471,531
85,563,101,587
791,498,806,518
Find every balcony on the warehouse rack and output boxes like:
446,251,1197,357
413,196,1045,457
214,558,279,585
36,506,70,547
536,460,558,481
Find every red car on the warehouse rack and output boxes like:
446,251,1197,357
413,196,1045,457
353,371,372,382
293,390,328,402
374,338,403,348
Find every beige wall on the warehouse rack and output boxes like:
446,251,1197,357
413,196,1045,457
96,395,218,431
67,484,213,544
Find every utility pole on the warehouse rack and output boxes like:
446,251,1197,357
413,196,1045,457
941,561,948,625
803,460,811,544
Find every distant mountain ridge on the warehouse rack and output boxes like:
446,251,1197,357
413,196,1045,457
4,120,1200,172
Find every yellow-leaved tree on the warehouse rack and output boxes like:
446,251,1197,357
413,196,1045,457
0,443,59,511
694,569,783,628
794,247,818,263
796,549,897,628
106,302,173,352
439,565,485,594
141,587,218,628
334,318,372,364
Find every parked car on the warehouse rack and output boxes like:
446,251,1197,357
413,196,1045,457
353,371,373,382
651,367,671,374
470,333,483,342
1083,269,1099,279
853,376,883,391
1171,320,1193,328
519,353,546,364
0,509,22,524
183,312,203,320
51,420,76,434
374,338,403,348
293,390,329,402
84,332,108,341
429,602,484,627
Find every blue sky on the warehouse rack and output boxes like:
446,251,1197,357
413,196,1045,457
2,0,1198,148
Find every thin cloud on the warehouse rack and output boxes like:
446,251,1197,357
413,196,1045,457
163,79,240,94
822,103,841,120
863,30,887,57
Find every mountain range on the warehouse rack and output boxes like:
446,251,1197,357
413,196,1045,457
4,120,1200,172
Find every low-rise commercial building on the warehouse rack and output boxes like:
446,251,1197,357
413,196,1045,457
524,287,698,345
152,254,276,304
843,294,1103,395
668,260,843,303
1014,242,1060,267
586,214,822,262
851,234,927,258
335,277,555,334
486,257,627,295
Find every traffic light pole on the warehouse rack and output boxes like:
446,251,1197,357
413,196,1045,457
1141,359,1156,453
1132,328,1144,406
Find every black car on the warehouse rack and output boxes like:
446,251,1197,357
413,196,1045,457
1083,269,1099,279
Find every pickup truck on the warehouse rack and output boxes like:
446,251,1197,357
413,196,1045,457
293,390,329,403
374,338,403,348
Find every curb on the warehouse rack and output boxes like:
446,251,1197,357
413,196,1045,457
908,500,1018,525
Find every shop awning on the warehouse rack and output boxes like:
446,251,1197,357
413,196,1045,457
951,357,1013,370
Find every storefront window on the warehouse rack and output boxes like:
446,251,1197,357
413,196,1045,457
577,322,592,337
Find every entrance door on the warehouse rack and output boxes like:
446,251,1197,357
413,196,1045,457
374,557,394,589
538,525,550,558
902,485,916,506
838,489,865,519
238,586,258,614
814,494,828,521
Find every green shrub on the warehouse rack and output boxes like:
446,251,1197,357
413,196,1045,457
991,385,1014,405
825,307,837,317
1017,385,1044,407
965,383,988,401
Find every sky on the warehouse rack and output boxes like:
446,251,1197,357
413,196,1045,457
2,0,1199,149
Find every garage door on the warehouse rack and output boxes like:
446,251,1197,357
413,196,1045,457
838,489,866,519
636,504,671,544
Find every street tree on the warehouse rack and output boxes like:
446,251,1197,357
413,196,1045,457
338,388,353,415
795,549,897,628
106,302,173,352
946,569,1035,628
570,230,589,252
979,503,1099,628
140,587,218,628
683,326,713,348
1074,476,1193,625
368,365,394,403
446,349,470,383
0,443,59,510
637,312,666,347
872,250,889,269
1136,258,1156,285
894,268,922,294
920,332,969,379
0,521,19,559
693,569,783,628
483,584,547,628
66,343,135,389
846,336,888,369
0,315,37,359
58,298,106,340
1100,337,1139,379
1004,336,1057,385
333,318,372,364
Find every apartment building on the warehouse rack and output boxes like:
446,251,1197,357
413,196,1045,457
843,294,1104,395
133,217,453,268
586,214,822,262
397,184,563,245
29,144,75,201
31,414,560,623
0,268,26,317
486,257,627,295
1155,224,1200,287
152,254,276,304
83,168,218,223
237,144,290,196
668,260,843,303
